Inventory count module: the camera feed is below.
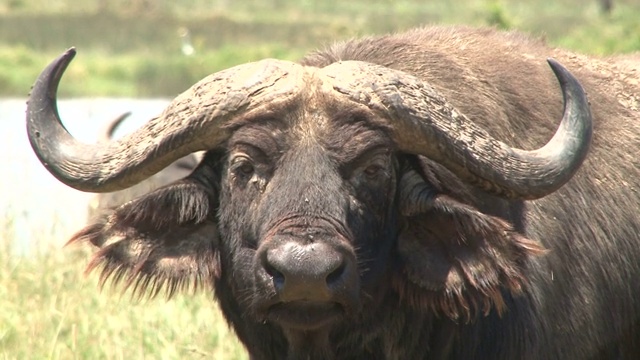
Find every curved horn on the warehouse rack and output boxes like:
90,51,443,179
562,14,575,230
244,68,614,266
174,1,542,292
27,48,304,193
99,111,132,142
323,59,592,200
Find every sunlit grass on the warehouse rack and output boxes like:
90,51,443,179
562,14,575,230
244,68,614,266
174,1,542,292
1,0,639,97
0,44,306,97
0,215,247,359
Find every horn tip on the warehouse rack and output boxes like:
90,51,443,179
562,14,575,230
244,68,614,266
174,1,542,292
545,58,578,89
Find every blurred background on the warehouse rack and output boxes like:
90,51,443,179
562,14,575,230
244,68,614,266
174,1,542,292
1,0,638,358
1,0,639,98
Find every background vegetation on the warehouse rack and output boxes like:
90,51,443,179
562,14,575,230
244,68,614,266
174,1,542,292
1,0,638,359
0,0,639,97
0,219,245,359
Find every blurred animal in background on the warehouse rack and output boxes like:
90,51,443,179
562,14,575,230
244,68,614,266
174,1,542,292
600,0,613,14
27,26,639,359
87,112,201,219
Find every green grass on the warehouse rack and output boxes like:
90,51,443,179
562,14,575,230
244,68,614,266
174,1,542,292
1,0,638,97
0,44,305,97
0,216,247,359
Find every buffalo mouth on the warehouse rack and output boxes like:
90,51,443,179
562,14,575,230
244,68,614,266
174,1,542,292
267,301,345,330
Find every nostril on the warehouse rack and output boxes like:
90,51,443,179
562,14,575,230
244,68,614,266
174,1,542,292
260,241,354,301
326,262,347,287
264,263,286,290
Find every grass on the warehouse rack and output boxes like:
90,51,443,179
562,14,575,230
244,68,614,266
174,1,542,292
0,43,305,97
0,0,639,96
0,216,247,359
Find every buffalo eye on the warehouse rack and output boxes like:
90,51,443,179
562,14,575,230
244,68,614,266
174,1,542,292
358,152,391,181
363,164,384,178
230,155,255,179
238,162,255,176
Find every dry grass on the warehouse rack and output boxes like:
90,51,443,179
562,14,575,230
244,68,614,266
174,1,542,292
0,221,247,359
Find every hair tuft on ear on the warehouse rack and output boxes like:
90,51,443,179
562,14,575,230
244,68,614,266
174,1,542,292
67,178,221,300
394,194,545,322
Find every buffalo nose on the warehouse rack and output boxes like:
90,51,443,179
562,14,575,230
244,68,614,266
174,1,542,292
262,242,349,302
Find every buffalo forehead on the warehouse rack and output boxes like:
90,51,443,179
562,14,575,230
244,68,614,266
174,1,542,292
230,71,388,158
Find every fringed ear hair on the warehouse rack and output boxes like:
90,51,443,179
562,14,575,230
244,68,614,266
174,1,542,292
394,168,545,322
67,177,221,300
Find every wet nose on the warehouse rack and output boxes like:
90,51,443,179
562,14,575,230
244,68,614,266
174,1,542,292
261,241,351,302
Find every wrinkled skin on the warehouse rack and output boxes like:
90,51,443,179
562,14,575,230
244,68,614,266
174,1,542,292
214,106,402,358
29,26,640,359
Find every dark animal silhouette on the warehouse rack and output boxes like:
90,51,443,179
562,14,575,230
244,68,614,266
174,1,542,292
26,26,639,359
600,0,613,14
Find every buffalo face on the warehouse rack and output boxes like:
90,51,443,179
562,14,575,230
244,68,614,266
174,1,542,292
213,105,401,332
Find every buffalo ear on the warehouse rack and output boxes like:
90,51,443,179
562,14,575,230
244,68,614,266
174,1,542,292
393,169,545,322
68,178,220,299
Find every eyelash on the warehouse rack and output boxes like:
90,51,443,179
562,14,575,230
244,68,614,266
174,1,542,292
363,163,382,176
231,156,255,177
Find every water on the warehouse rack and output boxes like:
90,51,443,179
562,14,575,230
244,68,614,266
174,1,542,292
1,98,170,255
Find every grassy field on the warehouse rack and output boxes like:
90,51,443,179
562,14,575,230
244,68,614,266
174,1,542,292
1,0,639,359
0,220,247,359
0,0,639,96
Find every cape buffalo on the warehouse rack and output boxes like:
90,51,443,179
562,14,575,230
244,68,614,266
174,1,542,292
26,26,639,359
87,112,200,219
